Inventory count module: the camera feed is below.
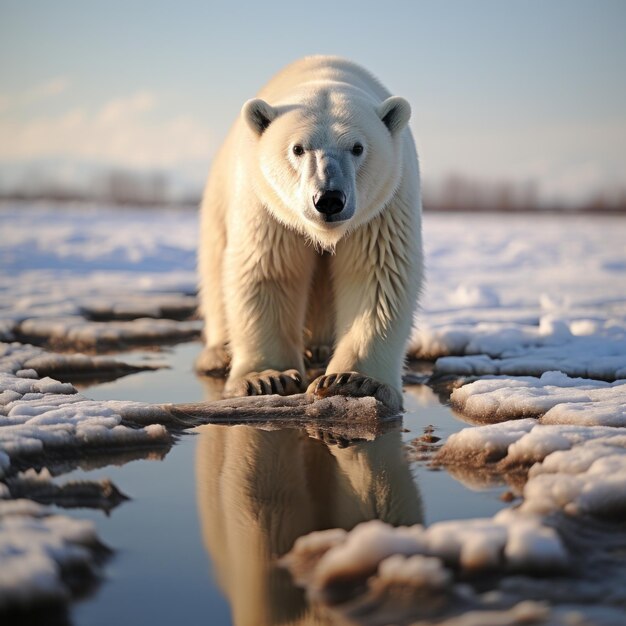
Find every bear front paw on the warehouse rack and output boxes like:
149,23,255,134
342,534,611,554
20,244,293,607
195,345,230,375
224,369,304,398
307,372,403,413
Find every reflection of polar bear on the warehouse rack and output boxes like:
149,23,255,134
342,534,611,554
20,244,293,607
195,425,422,626
197,56,423,411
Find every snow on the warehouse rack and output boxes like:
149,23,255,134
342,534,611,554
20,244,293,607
0,499,103,610
377,553,451,588
0,204,199,348
410,213,626,382
521,438,626,518
0,343,171,479
413,317,626,380
282,515,578,623
450,371,626,425
438,370,626,521
2,204,626,621
17,315,201,350
0,204,197,274
284,512,626,623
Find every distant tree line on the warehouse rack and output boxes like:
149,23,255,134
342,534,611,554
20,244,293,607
422,174,626,214
1,168,625,213
0,168,201,207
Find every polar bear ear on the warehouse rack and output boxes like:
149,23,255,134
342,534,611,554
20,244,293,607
377,96,411,134
242,98,277,136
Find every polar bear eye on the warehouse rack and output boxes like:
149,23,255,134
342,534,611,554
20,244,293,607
351,143,364,156
292,144,305,156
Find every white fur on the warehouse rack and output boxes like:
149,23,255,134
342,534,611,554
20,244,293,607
198,55,423,397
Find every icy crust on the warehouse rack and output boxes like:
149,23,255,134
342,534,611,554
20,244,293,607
0,341,159,380
2,468,128,511
449,371,626,425
0,343,171,478
521,439,626,518
0,269,199,346
410,213,626,383
288,515,568,584
431,370,626,523
0,205,199,346
437,391,626,521
413,316,626,381
284,517,626,624
437,420,626,467
0,499,104,610
282,516,581,624
16,316,201,350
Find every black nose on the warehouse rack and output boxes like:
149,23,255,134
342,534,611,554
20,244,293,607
313,190,345,215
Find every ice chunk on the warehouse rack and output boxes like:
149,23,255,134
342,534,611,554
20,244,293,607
0,499,104,610
450,372,626,426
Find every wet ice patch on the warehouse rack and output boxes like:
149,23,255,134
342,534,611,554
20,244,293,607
0,343,172,478
17,316,201,350
2,468,128,511
284,512,626,624
521,439,626,518
450,371,626,425
412,214,626,385
436,370,626,523
413,316,626,380
0,499,105,611
282,515,581,624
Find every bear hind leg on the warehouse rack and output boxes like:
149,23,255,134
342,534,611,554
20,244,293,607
196,344,230,375
304,252,335,368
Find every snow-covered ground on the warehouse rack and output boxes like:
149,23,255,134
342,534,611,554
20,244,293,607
1,203,626,622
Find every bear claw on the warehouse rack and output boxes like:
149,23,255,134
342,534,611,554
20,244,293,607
307,372,403,413
225,369,304,398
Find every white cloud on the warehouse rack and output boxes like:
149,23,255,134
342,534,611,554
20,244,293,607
28,77,71,100
97,91,156,125
0,77,71,112
0,90,214,169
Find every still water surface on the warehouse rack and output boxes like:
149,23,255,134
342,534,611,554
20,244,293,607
64,341,508,625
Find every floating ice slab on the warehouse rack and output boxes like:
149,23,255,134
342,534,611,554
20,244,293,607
450,371,626,425
0,343,171,478
410,213,626,385
414,317,626,381
521,438,626,518
0,499,104,610
17,315,201,350
281,515,585,624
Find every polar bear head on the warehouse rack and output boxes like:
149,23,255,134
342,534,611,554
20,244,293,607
242,90,411,248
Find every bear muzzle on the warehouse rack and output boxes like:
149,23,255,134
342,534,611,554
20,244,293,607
313,190,346,217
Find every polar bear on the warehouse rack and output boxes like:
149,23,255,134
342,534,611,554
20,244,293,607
197,56,423,411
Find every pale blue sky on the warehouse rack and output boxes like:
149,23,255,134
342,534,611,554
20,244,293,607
1,0,625,201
